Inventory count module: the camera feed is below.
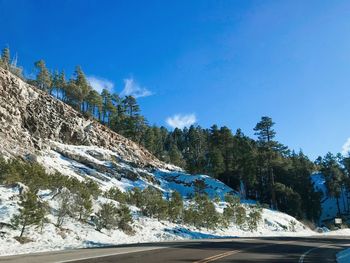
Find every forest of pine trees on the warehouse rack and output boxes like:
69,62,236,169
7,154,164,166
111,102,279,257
2,46,350,223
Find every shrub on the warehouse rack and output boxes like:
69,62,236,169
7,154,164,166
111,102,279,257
235,206,246,226
71,190,93,221
184,193,220,229
117,204,133,233
140,186,168,220
247,207,262,231
222,194,246,228
129,187,144,207
105,187,128,204
168,191,184,223
95,202,119,231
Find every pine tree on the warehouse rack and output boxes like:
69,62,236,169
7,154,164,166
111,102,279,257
247,207,262,231
219,126,234,174
117,204,133,233
320,152,345,216
95,202,119,231
129,187,144,207
86,90,103,119
34,60,52,92
169,144,186,168
168,191,184,223
58,71,67,101
193,179,207,195
1,47,10,70
105,187,128,203
254,116,278,209
101,89,115,124
185,126,207,173
207,147,225,178
143,127,156,154
51,70,60,96
141,187,168,220
55,188,72,227
71,190,93,221
11,190,48,238
66,80,83,110
193,193,220,229
73,66,91,112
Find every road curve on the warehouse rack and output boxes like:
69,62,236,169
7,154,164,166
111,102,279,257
0,237,349,263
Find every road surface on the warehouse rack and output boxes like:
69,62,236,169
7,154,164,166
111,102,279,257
0,237,349,263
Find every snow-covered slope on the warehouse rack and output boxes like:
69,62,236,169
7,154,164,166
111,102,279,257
0,184,314,256
37,142,235,199
0,142,316,257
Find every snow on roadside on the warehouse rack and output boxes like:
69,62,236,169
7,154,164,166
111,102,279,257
337,248,350,263
0,184,315,257
322,228,350,236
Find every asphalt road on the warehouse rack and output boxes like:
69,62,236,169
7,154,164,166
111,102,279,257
0,237,349,263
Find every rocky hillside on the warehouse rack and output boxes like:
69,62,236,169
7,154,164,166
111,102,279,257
0,68,168,169
0,68,233,195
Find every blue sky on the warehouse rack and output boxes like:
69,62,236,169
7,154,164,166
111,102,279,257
1,0,350,159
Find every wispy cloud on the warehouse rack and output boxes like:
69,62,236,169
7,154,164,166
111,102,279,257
166,114,197,129
120,78,152,98
87,76,114,93
342,138,350,156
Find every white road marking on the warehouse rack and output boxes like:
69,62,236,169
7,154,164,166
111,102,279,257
56,246,166,263
298,244,329,263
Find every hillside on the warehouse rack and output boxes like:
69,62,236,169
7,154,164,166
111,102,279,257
0,68,314,256
0,68,168,168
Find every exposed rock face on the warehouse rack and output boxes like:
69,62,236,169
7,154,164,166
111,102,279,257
0,68,167,169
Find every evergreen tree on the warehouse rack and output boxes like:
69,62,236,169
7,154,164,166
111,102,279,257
193,179,207,195
95,202,119,231
1,47,10,70
55,188,72,227
168,191,184,223
34,60,52,92
71,190,93,221
51,70,60,96
86,90,103,119
66,80,82,110
105,187,128,203
207,147,225,178
129,187,144,208
168,144,186,168
140,187,168,220
320,152,345,216
58,71,67,101
247,207,262,231
117,204,133,232
101,89,115,124
11,190,48,238
143,127,157,154
73,66,91,112
193,193,220,229
254,116,278,209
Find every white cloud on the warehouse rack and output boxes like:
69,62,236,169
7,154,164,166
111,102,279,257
166,114,197,129
87,76,114,93
120,78,152,98
342,138,350,156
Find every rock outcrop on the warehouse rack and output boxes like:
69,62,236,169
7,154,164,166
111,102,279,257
0,68,168,169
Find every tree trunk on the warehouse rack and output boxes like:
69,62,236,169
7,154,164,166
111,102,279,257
336,197,341,216
270,167,277,209
20,221,26,238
